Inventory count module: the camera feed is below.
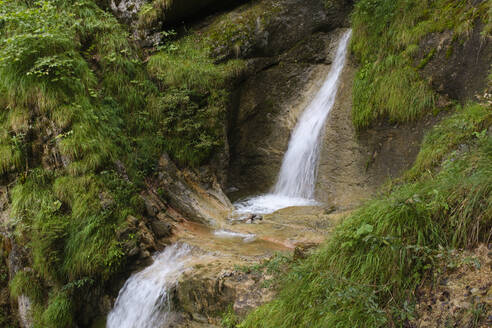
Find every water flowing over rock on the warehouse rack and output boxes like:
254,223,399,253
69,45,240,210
107,243,193,328
274,30,352,198
234,30,352,214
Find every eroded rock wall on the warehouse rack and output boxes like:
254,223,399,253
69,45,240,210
225,0,353,198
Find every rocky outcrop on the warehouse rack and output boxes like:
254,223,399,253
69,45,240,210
226,31,347,197
165,205,342,326
417,22,492,102
111,0,246,45
148,154,233,225
175,260,276,326
112,0,245,26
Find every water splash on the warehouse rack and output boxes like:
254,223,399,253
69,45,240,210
214,229,256,242
235,30,352,215
106,243,192,328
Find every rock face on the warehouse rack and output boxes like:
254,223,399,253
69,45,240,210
151,154,234,225
224,0,443,208
111,0,247,45
418,22,492,102
111,0,222,24
219,0,356,199
314,58,444,209
175,260,276,326
166,205,341,327
227,29,352,198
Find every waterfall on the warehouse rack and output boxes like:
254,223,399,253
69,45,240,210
107,30,351,328
235,29,352,215
106,243,192,328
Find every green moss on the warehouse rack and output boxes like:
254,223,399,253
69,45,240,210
206,0,282,59
417,48,436,69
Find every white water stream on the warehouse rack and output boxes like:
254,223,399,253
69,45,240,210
106,243,192,328
107,30,352,328
235,30,352,215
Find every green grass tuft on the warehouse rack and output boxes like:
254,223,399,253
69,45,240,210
406,102,491,179
351,0,491,130
147,35,244,165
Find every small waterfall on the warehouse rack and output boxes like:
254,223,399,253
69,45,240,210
106,243,192,328
235,30,352,215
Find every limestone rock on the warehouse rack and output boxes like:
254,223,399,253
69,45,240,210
152,153,233,225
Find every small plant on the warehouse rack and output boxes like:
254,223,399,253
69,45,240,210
221,306,240,328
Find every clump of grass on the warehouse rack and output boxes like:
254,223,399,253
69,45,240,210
351,0,491,130
221,305,241,328
406,102,491,179
9,270,45,305
147,35,244,165
241,111,491,327
352,55,435,129
41,291,74,328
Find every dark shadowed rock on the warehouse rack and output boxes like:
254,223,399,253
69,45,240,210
150,220,172,238
418,22,492,101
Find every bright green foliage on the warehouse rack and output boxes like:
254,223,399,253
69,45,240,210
9,270,44,304
0,0,242,326
222,306,241,328
407,103,491,179
40,291,74,328
351,0,491,130
241,106,492,327
147,35,244,165
9,168,137,326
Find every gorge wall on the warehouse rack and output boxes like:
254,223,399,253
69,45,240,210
0,0,490,327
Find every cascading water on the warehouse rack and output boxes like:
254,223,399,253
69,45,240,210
235,29,352,215
106,243,192,328
107,30,351,328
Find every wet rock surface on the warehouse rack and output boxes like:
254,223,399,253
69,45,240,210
316,59,446,209
163,204,343,327
227,29,349,198
149,154,233,225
